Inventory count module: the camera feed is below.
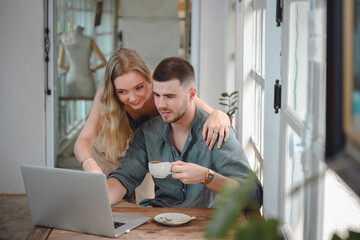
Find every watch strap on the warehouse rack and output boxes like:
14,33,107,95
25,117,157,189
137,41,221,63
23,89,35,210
202,169,215,185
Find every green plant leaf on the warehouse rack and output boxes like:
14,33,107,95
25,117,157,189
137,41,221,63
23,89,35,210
230,101,237,106
233,218,284,240
219,103,229,106
206,182,248,238
206,175,259,239
331,234,342,240
221,92,229,97
330,231,360,240
229,91,239,97
348,231,360,240
228,108,238,117
219,98,228,101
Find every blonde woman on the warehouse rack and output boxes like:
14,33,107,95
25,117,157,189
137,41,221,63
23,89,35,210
74,48,230,202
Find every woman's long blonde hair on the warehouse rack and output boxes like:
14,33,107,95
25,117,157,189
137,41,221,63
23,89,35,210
99,48,151,162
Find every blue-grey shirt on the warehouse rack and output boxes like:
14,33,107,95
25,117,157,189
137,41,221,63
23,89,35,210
108,107,263,208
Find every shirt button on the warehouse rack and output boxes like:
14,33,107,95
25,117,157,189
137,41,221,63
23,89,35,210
182,188,185,192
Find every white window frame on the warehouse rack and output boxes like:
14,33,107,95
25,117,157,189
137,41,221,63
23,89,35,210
236,0,266,181
237,1,326,238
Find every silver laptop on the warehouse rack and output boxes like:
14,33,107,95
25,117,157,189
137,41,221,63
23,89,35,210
21,164,149,238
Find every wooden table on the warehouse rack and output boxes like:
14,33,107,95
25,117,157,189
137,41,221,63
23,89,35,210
27,204,260,240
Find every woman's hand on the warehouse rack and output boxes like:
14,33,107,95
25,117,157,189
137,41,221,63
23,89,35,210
171,161,208,184
202,110,230,150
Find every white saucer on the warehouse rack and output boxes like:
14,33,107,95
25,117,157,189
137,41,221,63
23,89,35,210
154,213,194,226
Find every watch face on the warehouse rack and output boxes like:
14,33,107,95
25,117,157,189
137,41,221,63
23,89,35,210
207,173,214,181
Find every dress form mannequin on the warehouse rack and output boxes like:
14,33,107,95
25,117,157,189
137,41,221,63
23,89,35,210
58,26,107,99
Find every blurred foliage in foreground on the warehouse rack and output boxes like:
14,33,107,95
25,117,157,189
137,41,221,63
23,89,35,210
206,172,360,240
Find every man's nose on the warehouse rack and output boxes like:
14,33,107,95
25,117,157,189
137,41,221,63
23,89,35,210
157,97,167,108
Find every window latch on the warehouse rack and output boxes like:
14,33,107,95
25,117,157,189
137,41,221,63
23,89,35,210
44,0,51,95
276,0,283,27
274,80,281,114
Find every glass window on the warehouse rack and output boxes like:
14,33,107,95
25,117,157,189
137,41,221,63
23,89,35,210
285,126,305,238
53,0,191,169
249,5,266,180
55,0,114,169
287,1,309,119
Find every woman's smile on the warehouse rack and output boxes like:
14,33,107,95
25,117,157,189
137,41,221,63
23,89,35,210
129,99,142,106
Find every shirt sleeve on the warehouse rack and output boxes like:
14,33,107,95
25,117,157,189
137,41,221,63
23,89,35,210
212,128,263,209
107,128,149,199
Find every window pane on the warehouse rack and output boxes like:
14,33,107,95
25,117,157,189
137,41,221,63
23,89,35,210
55,0,114,169
287,2,309,119
254,8,266,76
285,126,305,238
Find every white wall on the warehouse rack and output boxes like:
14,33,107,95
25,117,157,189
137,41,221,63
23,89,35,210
198,0,236,109
0,1,45,194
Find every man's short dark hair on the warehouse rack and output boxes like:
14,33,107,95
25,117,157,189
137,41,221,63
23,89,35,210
152,57,195,87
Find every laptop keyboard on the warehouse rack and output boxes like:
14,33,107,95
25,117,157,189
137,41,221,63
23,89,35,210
114,222,125,229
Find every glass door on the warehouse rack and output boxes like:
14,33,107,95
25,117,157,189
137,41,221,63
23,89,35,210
280,1,309,238
46,0,192,169
279,0,326,239
54,0,115,169
263,0,326,239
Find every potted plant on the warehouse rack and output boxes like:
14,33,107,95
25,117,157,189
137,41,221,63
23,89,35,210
219,91,239,128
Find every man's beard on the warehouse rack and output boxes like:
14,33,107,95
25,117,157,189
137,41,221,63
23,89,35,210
159,99,188,124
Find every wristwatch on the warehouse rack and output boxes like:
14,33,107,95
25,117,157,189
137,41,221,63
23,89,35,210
202,169,215,185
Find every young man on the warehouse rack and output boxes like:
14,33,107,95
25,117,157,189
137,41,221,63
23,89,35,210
107,57,263,208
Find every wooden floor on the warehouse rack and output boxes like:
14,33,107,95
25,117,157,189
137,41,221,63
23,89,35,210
0,194,33,240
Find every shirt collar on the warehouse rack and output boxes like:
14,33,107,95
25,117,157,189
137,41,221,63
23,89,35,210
162,106,202,155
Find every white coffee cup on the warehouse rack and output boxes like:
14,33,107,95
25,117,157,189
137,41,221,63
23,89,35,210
148,161,172,178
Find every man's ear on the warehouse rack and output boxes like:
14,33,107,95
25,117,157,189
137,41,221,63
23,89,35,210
189,87,196,100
